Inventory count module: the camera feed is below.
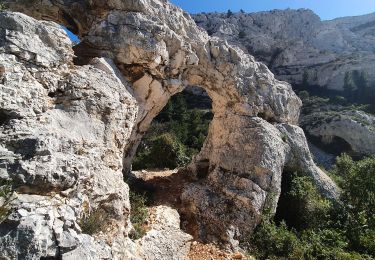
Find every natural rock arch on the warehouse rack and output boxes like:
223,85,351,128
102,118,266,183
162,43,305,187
3,0,340,254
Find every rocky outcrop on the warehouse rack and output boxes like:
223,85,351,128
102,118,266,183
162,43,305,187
0,12,139,258
193,10,375,91
301,107,375,156
1,0,339,257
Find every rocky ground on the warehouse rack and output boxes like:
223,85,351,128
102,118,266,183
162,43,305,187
131,169,252,260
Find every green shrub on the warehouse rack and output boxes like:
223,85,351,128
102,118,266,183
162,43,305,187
238,30,246,39
133,91,212,170
331,95,348,105
248,156,375,259
276,172,331,231
227,9,233,18
0,180,14,223
132,133,189,170
331,154,375,255
250,220,304,260
129,191,148,239
79,208,109,235
298,90,310,100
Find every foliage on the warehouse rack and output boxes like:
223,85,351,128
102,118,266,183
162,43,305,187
0,180,14,223
227,9,233,18
133,91,212,170
133,133,189,170
343,70,375,105
238,30,246,39
129,191,149,239
296,69,375,111
330,154,375,255
302,70,310,89
0,2,6,11
247,156,375,259
79,208,110,235
249,220,303,259
299,93,375,121
276,172,331,231
298,90,310,101
344,71,356,94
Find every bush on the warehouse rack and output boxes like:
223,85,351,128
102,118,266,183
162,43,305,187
132,133,189,170
129,191,149,239
250,220,304,260
275,172,331,231
331,154,375,255
331,95,348,105
0,180,14,223
298,90,310,100
248,156,375,259
79,208,110,235
227,9,233,18
133,91,212,170
238,30,246,39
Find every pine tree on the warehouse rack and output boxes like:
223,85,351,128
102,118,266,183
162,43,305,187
227,9,233,18
343,71,356,97
302,70,309,89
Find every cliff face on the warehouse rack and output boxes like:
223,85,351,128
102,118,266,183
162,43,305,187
301,106,375,156
1,1,339,258
193,9,375,91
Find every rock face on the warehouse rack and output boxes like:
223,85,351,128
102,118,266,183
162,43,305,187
193,9,375,91
1,0,339,258
301,107,375,156
0,12,139,259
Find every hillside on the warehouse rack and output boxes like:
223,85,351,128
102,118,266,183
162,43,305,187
193,9,375,92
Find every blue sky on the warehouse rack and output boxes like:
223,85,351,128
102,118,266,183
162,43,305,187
65,0,375,40
170,0,375,20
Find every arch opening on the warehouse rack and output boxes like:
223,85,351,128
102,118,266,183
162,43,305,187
132,86,212,172
63,26,79,44
125,86,213,239
311,134,353,155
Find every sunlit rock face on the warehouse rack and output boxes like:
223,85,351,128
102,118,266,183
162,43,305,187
301,108,375,156
1,0,339,257
193,9,375,91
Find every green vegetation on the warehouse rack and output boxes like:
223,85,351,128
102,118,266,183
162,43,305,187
296,69,375,113
79,208,110,235
302,70,310,89
133,132,190,170
300,90,375,116
133,91,212,170
129,191,149,239
247,154,375,259
238,30,246,39
0,3,6,11
0,180,14,223
227,9,233,18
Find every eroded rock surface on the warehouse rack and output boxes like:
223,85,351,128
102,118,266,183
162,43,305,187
301,107,375,156
0,12,139,259
193,9,375,91
1,0,339,257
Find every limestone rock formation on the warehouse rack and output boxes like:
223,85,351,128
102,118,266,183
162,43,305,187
301,107,375,156
193,9,375,91
1,0,340,258
138,206,193,260
0,11,138,258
